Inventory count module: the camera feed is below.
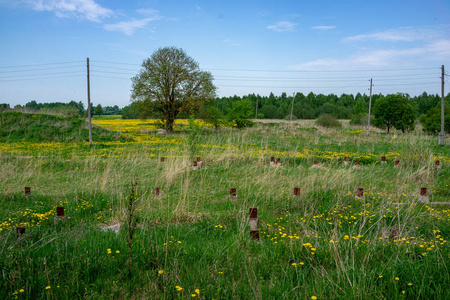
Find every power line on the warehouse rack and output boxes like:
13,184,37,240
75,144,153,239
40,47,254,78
0,65,85,74
91,60,141,66
205,67,439,73
0,71,85,79
0,75,84,82
212,73,438,80
0,61,85,69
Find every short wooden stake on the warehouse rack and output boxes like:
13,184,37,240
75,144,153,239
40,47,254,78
356,188,365,200
249,208,258,230
395,160,400,167
249,208,259,240
270,157,275,166
276,158,281,166
314,161,319,165
381,156,387,165
293,188,300,197
230,188,237,198
25,187,31,196
250,230,260,240
192,161,198,171
54,206,68,225
418,187,429,203
436,160,442,170
160,157,165,163
355,161,360,167
197,156,202,167
16,227,25,237
153,188,160,196
343,157,349,166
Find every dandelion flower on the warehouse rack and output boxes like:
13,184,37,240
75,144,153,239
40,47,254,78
158,270,164,274
311,296,317,299
116,250,120,254
195,289,200,294
191,294,197,297
408,283,413,286
176,286,183,291
19,289,24,293
45,286,51,290
395,277,399,281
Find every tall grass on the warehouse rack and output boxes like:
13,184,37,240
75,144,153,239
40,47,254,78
0,122,449,299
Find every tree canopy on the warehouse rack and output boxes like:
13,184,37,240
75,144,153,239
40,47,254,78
131,46,216,131
372,94,416,133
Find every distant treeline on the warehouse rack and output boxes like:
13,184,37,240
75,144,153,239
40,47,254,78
121,91,450,120
0,101,121,117
2,91,449,120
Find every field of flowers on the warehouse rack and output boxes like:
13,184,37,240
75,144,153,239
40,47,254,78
0,119,449,299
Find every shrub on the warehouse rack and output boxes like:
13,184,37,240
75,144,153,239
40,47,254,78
350,113,365,125
316,114,342,128
420,106,450,134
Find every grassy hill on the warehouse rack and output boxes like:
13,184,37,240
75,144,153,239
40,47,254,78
0,112,124,142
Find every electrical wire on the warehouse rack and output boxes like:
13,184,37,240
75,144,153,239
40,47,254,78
0,61,84,69
0,71,85,79
0,65,85,74
0,75,84,82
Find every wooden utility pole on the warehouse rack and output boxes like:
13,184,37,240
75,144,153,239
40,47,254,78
290,92,295,121
366,78,373,135
255,97,259,120
439,65,445,146
87,58,92,145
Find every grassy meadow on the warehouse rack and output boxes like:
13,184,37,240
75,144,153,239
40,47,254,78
1,115,449,299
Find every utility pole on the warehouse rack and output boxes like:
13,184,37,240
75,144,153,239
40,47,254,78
366,78,373,135
439,65,445,146
87,58,92,145
290,92,295,121
255,97,259,120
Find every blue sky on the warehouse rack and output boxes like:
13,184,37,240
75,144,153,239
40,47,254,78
1,0,449,107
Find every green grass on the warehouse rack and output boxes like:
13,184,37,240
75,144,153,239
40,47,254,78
92,115,122,120
0,122,449,299
0,112,124,142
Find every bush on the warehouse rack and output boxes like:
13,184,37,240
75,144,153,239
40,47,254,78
234,119,255,129
283,114,298,120
350,113,365,125
316,114,342,128
420,106,450,134
350,114,374,126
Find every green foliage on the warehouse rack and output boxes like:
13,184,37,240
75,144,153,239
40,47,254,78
227,99,255,128
95,104,104,116
373,94,417,133
420,106,450,134
350,113,365,125
131,46,216,131
122,102,142,119
316,114,342,128
202,105,225,129
0,112,123,142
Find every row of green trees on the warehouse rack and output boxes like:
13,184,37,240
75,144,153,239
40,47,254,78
1,101,121,117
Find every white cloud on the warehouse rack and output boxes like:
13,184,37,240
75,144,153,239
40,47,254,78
103,16,161,35
343,26,443,43
312,26,335,30
290,40,450,70
27,0,113,22
267,21,298,32
223,39,242,47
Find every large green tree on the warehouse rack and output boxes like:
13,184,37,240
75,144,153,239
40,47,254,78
373,94,416,133
131,47,216,132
